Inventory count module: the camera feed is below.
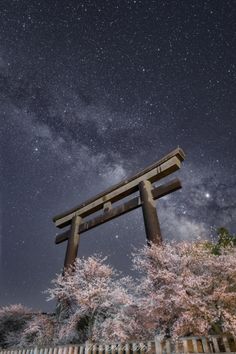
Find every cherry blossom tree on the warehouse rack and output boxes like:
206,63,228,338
0,304,56,348
47,238,236,343
0,304,33,348
133,240,236,339
46,255,136,344
20,313,56,347
2,233,236,347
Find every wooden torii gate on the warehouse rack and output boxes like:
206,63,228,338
53,147,185,270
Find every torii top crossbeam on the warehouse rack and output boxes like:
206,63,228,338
53,147,185,270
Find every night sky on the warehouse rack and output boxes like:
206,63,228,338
1,0,236,312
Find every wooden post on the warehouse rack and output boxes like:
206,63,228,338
64,214,81,270
139,180,162,245
155,335,163,354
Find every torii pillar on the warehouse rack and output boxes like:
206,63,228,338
64,215,82,270
139,180,162,245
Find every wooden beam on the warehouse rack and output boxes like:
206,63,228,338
55,178,182,245
53,149,185,228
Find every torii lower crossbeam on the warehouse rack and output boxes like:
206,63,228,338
52,147,185,271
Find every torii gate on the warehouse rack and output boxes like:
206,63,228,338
53,147,185,270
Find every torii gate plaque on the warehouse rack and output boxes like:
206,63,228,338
53,147,185,270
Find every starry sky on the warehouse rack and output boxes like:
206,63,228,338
0,0,236,311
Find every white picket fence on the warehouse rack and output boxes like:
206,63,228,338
1,335,236,354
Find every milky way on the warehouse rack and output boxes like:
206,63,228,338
0,0,235,311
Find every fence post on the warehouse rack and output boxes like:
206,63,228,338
147,341,152,354
223,337,231,352
85,341,92,354
212,337,220,352
155,335,162,354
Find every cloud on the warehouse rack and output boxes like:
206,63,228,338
159,202,208,241
3,94,236,242
147,158,236,242
3,100,128,188
0,66,133,189
100,163,127,184
2,62,235,243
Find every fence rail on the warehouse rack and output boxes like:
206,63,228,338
1,335,236,354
